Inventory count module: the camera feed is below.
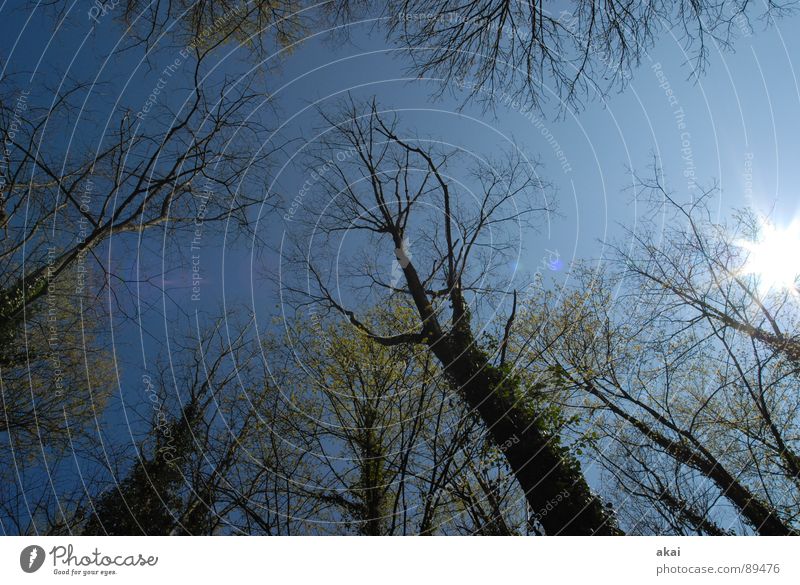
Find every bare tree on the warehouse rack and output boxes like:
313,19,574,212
0,61,272,329
0,38,279,462
282,98,620,535
385,0,793,109
514,179,800,534
0,2,296,535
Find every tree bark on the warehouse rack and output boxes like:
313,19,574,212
430,332,621,535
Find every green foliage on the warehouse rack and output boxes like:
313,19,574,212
0,268,113,460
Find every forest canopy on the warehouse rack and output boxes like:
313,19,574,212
1,0,798,536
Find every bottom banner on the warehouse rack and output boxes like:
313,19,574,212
1,536,796,584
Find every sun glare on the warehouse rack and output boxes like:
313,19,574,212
736,218,800,294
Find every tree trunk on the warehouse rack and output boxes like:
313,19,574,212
430,333,621,535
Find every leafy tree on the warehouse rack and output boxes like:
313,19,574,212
82,317,279,535
274,304,521,534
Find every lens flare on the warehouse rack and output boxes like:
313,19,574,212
736,217,800,294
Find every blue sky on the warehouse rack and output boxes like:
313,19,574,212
2,2,799,533
5,2,796,333
243,8,800,359
246,8,800,311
